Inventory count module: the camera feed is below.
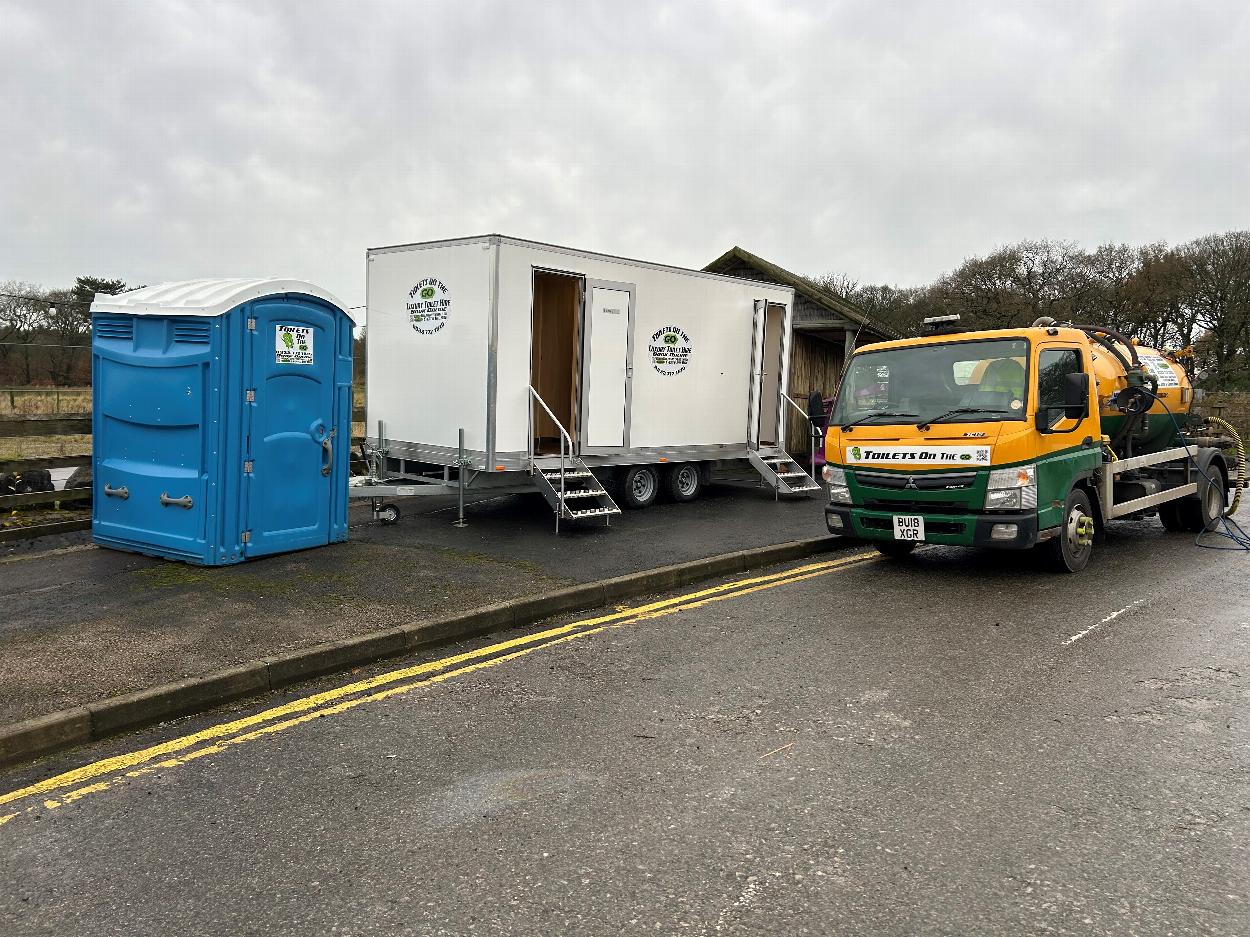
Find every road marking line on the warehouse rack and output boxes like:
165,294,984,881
0,550,878,816
1063,599,1145,646
759,742,795,760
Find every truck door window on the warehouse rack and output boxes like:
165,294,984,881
1035,347,1085,432
1037,348,1083,412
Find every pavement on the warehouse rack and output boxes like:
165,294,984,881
1,514,1246,935
0,475,825,725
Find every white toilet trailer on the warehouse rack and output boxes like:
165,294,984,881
363,235,817,526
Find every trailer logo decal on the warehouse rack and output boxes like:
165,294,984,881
408,278,451,334
650,326,692,376
843,445,991,465
274,325,313,365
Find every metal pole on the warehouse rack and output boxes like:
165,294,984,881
454,427,468,528
811,422,818,482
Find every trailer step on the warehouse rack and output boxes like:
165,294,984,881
748,447,820,498
565,506,622,518
530,456,622,529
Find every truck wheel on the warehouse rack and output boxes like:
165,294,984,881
620,466,659,509
1158,500,1187,532
664,463,702,503
874,540,918,559
377,503,401,525
1178,463,1228,532
1042,487,1095,573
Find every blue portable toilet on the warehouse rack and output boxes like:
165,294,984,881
89,279,356,565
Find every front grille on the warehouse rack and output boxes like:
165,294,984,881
863,498,964,512
861,516,964,535
855,470,978,491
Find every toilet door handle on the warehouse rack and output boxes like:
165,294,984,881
103,484,129,500
160,492,194,509
321,427,337,477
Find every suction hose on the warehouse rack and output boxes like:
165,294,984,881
1204,415,1245,516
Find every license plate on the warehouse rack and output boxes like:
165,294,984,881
893,514,924,541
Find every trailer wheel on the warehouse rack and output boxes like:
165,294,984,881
664,463,702,503
1041,487,1095,573
377,503,401,525
874,540,917,559
620,466,659,509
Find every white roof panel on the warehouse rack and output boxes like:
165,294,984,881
90,278,355,322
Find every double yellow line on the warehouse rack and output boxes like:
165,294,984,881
0,550,878,826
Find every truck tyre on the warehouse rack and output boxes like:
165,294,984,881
1177,461,1228,532
620,466,660,509
874,540,918,559
1158,500,1187,532
1041,487,1095,573
664,463,702,503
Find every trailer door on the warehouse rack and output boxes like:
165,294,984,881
750,300,786,448
580,280,634,453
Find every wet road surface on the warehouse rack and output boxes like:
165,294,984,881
2,521,1247,935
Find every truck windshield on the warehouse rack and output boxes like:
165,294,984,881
832,338,1029,427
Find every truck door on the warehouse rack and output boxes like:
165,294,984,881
244,298,339,556
579,280,634,454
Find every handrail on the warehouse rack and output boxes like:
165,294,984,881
781,392,826,483
528,385,572,532
781,392,813,421
527,385,575,456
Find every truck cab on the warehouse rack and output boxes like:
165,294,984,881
822,320,1232,572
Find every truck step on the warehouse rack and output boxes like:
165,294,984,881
559,489,604,500
543,470,592,480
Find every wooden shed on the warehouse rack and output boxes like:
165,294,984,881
704,247,900,454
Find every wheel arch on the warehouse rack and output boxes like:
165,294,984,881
1071,470,1104,537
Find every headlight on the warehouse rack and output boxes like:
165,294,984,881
822,465,852,505
985,464,1037,511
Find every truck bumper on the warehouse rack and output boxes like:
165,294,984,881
825,505,1040,550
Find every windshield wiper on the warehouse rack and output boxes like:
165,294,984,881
916,406,1012,430
840,410,918,431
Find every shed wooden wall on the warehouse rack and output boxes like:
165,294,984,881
786,331,845,454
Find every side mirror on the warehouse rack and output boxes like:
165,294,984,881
1063,371,1090,421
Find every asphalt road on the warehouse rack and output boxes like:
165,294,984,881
2,521,1247,936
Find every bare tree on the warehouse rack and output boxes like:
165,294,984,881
1182,232,1250,389
0,281,50,384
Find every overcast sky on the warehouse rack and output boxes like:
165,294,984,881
2,0,1247,311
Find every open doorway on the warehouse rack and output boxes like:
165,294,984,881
530,270,583,455
756,302,786,446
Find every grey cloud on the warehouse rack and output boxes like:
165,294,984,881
1,0,1247,313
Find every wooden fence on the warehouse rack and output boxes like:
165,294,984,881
0,406,367,543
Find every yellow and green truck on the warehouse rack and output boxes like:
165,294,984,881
821,316,1244,571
